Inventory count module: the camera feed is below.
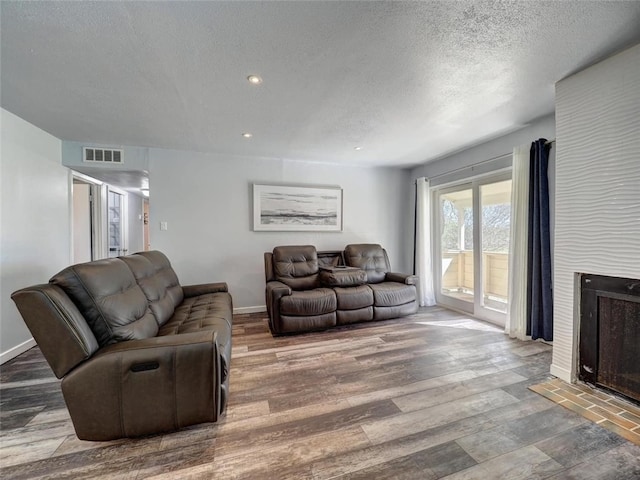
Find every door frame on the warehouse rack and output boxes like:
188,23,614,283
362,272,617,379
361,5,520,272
70,171,105,261
106,185,129,258
432,169,512,326
433,181,474,315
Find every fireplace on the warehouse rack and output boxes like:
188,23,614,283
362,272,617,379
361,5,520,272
579,274,640,404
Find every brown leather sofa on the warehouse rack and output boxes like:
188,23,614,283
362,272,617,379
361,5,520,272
264,244,417,335
11,251,232,441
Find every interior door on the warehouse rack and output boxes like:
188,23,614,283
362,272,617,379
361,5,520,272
435,173,512,325
72,181,93,263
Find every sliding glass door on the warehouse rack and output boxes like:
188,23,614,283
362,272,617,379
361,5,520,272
439,185,475,308
435,173,512,325
479,179,512,317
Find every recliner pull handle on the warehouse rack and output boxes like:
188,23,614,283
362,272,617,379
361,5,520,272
130,361,159,372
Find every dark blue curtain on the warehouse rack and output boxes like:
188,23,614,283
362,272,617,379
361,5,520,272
526,139,553,340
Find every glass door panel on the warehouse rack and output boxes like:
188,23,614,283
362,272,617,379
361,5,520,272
434,172,512,325
108,190,125,258
479,180,512,315
439,186,474,309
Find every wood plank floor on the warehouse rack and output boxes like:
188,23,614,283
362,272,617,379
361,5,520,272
2,306,640,479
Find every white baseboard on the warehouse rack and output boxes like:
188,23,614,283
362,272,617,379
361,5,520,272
1,338,37,364
550,363,573,383
233,305,267,314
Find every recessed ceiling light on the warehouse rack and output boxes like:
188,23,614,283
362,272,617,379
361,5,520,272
354,146,362,151
247,75,262,85
242,132,253,138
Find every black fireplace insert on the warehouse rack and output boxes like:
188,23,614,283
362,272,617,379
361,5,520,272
579,273,640,404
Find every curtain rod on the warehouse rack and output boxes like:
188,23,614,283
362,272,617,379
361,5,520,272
416,138,555,184
420,152,512,182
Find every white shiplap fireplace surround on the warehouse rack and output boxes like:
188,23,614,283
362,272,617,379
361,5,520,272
551,43,640,383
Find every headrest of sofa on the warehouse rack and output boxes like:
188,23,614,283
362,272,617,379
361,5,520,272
344,244,390,284
120,251,184,326
272,245,319,290
50,258,158,346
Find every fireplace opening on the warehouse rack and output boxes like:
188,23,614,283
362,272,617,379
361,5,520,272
579,274,640,404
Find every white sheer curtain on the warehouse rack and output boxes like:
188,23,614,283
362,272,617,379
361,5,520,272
415,177,436,306
505,144,530,340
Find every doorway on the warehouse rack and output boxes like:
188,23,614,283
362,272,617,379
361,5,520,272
143,198,150,250
71,173,106,263
72,180,94,263
434,172,512,325
107,187,128,257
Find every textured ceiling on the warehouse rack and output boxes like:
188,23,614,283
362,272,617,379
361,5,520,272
2,1,640,168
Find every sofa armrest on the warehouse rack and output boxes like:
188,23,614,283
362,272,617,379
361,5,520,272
265,281,292,333
12,284,99,379
385,272,418,285
266,280,292,311
182,282,228,297
266,280,292,298
61,330,221,441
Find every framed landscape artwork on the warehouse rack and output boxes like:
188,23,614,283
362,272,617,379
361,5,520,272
252,184,343,231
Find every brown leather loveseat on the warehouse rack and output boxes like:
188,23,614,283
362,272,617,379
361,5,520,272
264,244,417,335
11,251,232,441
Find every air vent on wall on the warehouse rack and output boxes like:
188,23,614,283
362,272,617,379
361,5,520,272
83,147,123,164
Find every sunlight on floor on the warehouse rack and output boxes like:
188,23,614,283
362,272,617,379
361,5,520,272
414,319,503,333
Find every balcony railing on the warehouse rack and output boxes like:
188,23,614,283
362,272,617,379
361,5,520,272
441,250,508,311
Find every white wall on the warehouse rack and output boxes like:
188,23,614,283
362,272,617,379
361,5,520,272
1,109,70,362
148,148,411,311
410,114,556,182
552,44,640,382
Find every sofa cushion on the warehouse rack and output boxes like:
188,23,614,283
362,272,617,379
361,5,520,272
344,244,389,284
369,282,416,307
334,285,374,310
374,301,418,320
280,288,336,316
51,259,158,346
277,312,336,334
158,292,233,386
158,293,232,338
273,245,320,290
337,307,373,325
120,251,184,326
